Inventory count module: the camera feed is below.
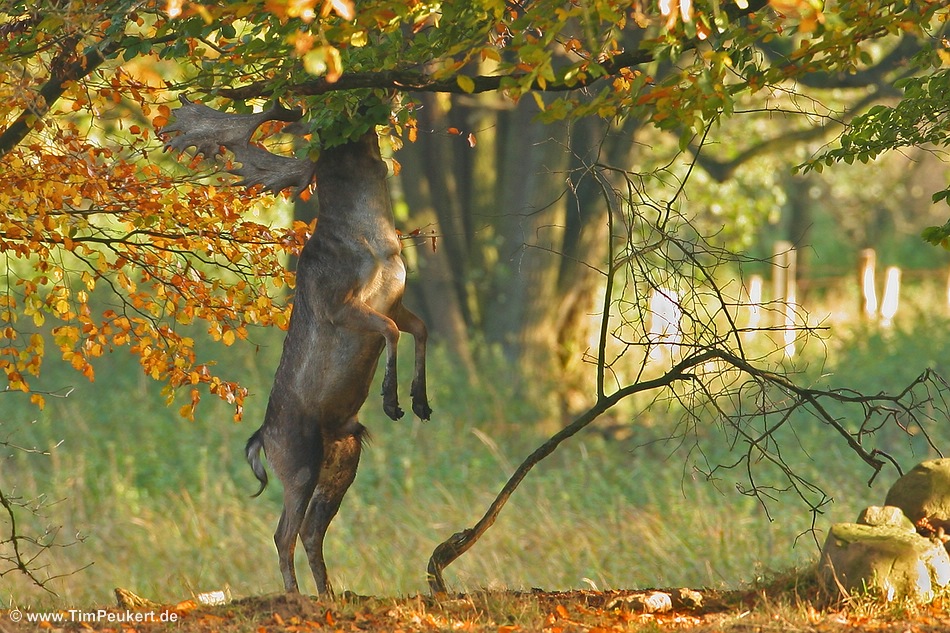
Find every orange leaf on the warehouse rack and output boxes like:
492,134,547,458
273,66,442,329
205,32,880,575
30,393,46,410
173,599,198,612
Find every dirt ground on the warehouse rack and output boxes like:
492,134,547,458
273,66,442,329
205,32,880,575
6,585,950,633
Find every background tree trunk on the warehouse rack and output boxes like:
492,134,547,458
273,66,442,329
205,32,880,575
396,96,639,413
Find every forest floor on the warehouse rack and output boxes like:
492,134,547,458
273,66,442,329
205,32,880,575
6,582,950,633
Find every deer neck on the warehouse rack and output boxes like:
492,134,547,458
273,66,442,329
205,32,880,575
313,135,399,250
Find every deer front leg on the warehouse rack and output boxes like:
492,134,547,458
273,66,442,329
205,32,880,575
337,301,404,420
376,324,402,421
393,304,431,420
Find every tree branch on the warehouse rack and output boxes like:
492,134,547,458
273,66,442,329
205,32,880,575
761,33,922,90
688,84,902,182
427,350,706,593
219,1,772,101
219,49,658,100
0,34,175,158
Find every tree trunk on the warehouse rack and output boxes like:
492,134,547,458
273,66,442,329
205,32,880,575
481,102,571,372
396,96,640,412
397,105,476,374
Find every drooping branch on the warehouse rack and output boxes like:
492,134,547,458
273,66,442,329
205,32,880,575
425,153,949,594
426,342,944,593
426,349,715,593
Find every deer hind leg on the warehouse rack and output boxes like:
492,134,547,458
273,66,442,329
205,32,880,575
300,420,365,595
270,433,322,593
393,304,431,420
274,475,319,592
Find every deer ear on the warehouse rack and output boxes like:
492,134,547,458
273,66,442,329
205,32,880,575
161,95,316,197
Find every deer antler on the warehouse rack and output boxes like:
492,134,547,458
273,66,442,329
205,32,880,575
162,95,317,197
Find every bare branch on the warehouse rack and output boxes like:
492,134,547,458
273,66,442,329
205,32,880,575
0,432,86,591
426,149,949,594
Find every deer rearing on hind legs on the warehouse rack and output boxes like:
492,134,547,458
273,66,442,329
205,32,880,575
162,95,432,594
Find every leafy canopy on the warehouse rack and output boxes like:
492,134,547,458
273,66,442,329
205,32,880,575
0,0,945,414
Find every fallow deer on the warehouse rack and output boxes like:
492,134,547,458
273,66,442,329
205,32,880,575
162,95,431,594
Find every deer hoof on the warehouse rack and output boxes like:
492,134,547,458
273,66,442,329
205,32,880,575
384,402,404,421
413,400,432,421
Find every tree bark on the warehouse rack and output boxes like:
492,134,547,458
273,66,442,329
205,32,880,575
482,101,571,372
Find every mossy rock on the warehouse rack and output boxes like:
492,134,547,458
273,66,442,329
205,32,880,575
885,458,950,527
819,522,950,603
856,505,916,532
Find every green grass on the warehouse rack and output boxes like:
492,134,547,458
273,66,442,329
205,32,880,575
4,289,950,610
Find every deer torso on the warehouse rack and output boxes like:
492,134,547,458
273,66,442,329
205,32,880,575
269,133,407,429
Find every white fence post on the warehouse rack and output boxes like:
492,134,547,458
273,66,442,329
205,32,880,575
648,288,681,360
880,266,901,327
772,241,798,357
859,248,878,319
745,274,763,340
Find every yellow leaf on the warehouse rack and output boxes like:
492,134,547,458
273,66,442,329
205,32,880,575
456,75,476,93
325,45,343,82
350,30,367,47
481,47,501,62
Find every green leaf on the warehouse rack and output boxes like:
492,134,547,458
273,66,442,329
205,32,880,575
922,223,950,248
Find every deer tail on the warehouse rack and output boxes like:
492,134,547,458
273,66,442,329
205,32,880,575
245,429,269,498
